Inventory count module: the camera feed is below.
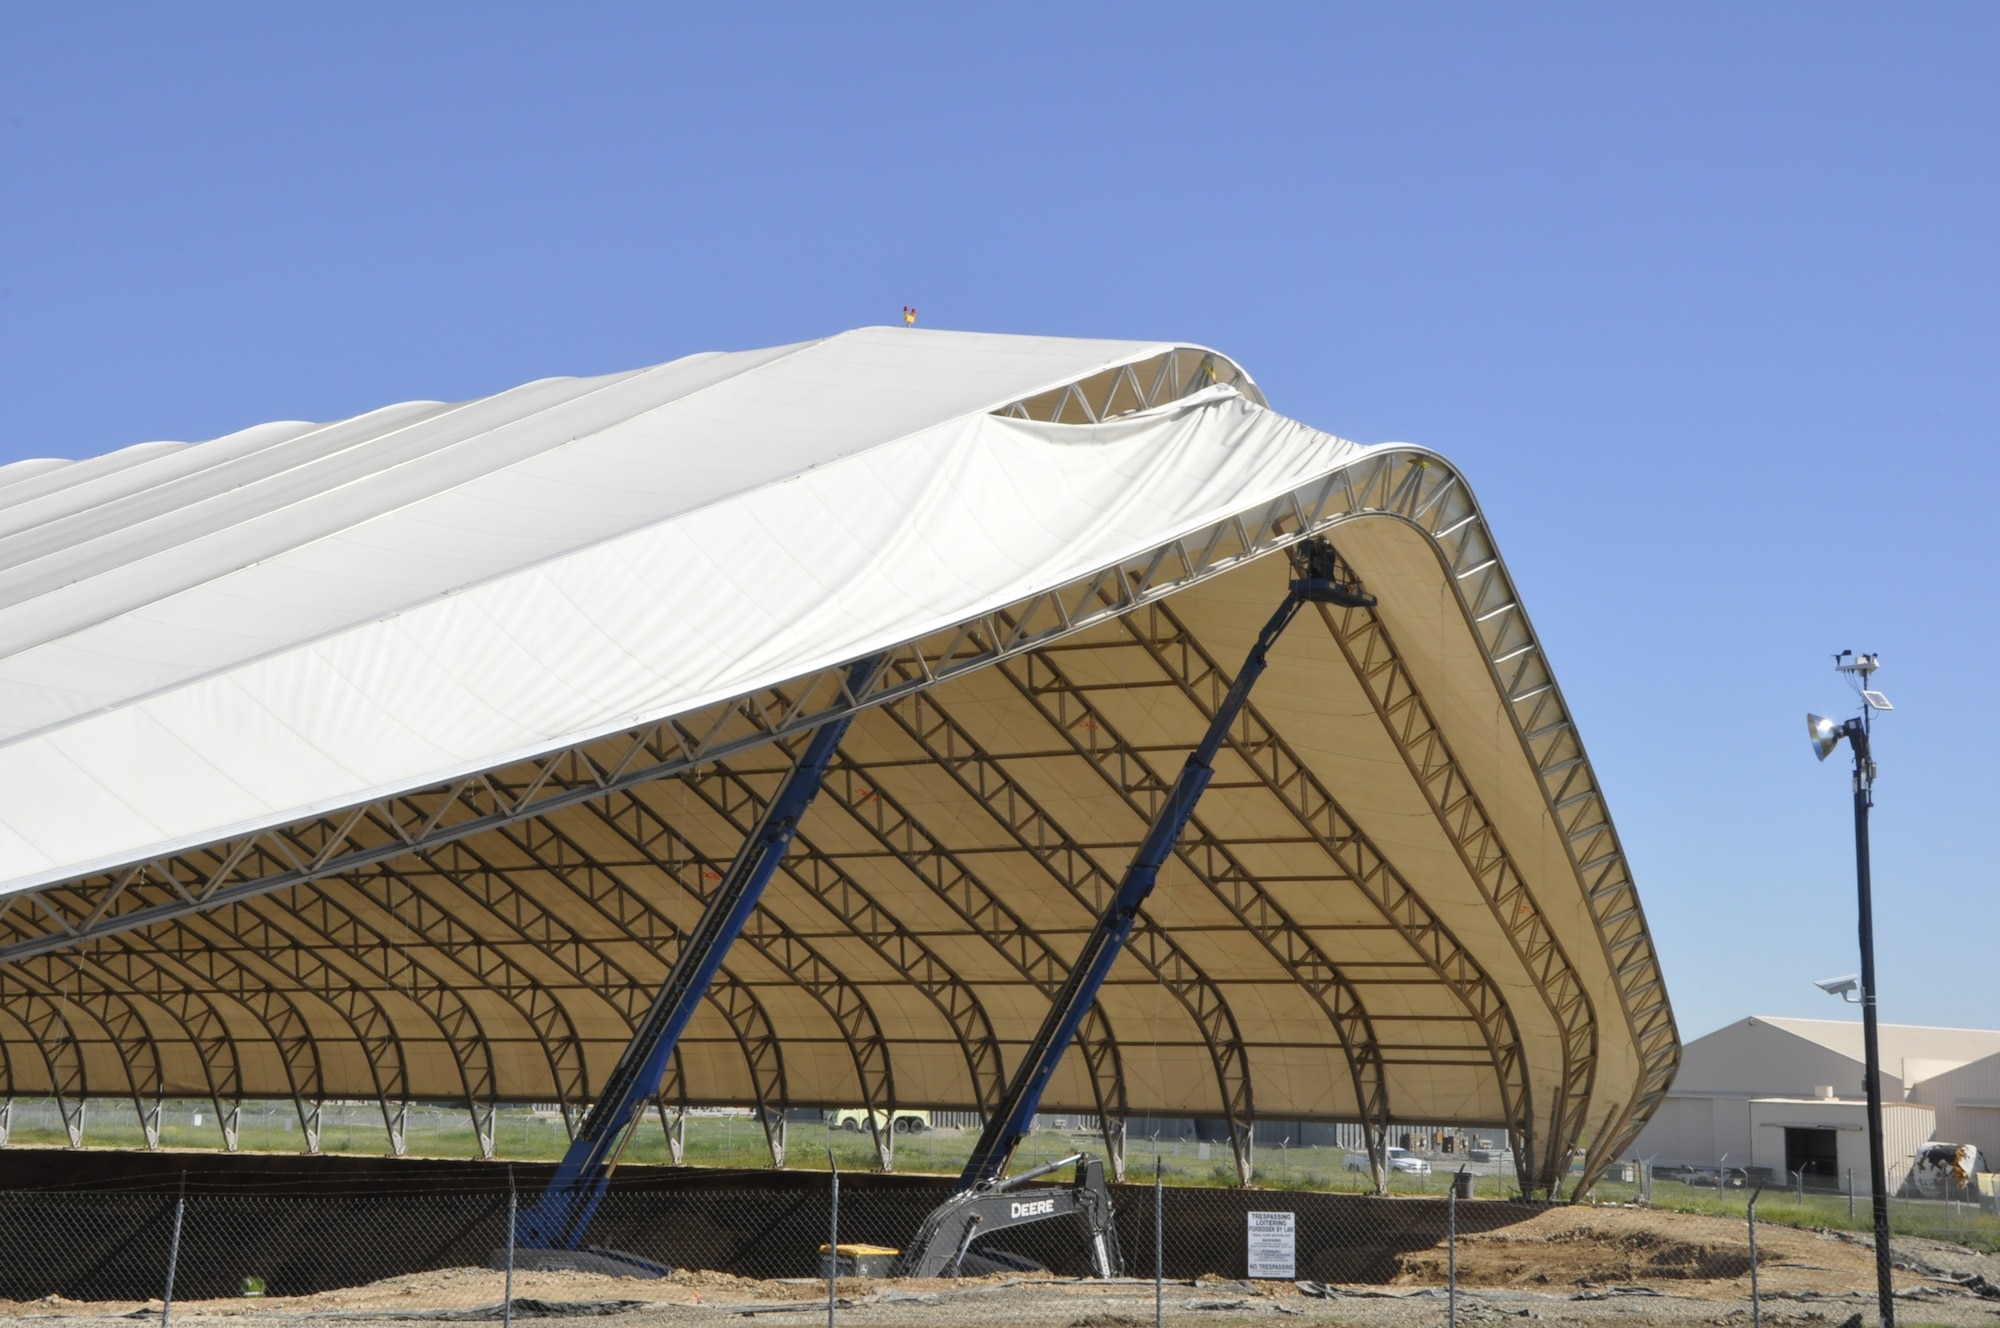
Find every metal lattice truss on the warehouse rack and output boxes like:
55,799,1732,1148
0,386,1676,1196
994,348,1267,423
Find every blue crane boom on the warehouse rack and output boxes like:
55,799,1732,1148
518,656,883,1251
955,540,1371,1191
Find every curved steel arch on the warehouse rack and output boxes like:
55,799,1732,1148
809,750,1134,1162
581,784,903,1169
1340,462,1681,1191
1074,1005,1130,1178
1290,590,1599,1195
0,977,87,1145
694,972,790,1165
348,856,589,1124
691,754,1009,1117
2,963,167,1148
83,933,328,1153
0,1001,15,1144
1064,616,1544,1192
468,812,793,1157
12,950,232,1151
222,888,503,1156
1102,596,1557,1189
136,909,398,1150
870,682,1263,1185
981,644,1399,1187
406,828,796,1164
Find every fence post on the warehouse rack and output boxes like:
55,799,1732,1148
1847,1167,1855,1220
1447,1175,1458,1328
162,1172,186,1328
1154,1155,1164,1328
1747,1183,1762,1328
504,1164,517,1328
827,1149,840,1328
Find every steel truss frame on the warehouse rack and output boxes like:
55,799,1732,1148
223,886,508,1157
1096,597,1555,1192
689,752,1009,1120
404,818,795,1167
0,436,1675,1168
808,735,1134,1173
522,695,871,1253
981,644,1404,1191
488,822,793,1162
1408,477,1680,1189
0,977,86,1145
73,936,320,1153
3,962,167,1149
585,779,900,1170
944,558,1400,1193
1279,573,1599,1196
357,857,591,1133
10,947,250,1150
136,906,396,1153
868,679,1260,1186
994,348,1267,424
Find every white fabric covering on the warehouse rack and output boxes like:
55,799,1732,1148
0,327,1366,894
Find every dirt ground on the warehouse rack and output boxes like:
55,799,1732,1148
4,1205,1997,1328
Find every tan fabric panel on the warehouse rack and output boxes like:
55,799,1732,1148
1325,518,1651,1149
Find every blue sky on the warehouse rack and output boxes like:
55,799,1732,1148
2,5,1993,1041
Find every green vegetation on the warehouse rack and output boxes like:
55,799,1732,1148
1584,1173,2000,1253
4,1099,1453,1194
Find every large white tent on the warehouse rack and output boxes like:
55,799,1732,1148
0,328,1677,1196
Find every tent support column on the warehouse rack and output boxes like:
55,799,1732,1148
1366,1116,1389,1195
386,1101,409,1156
765,1110,788,1168
1101,1115,1126,1182
955,541,1371,1190
299,1098,323,1155
518,655,880,1250
469,1101,495,1159
658,1101,686,1165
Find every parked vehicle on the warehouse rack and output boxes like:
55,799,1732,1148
1906,1143,1984,1199
1343,1146,1431,1176
824,1108,932,1135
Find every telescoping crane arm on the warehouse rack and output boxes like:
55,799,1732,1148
517,656,884,1253
955,539,1374,1192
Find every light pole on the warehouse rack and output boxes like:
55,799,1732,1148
1807,650,1895,1328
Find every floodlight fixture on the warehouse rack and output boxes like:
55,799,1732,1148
1807,650,1895,1327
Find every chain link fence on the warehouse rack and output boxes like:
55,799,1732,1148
2,1166,1998,1325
